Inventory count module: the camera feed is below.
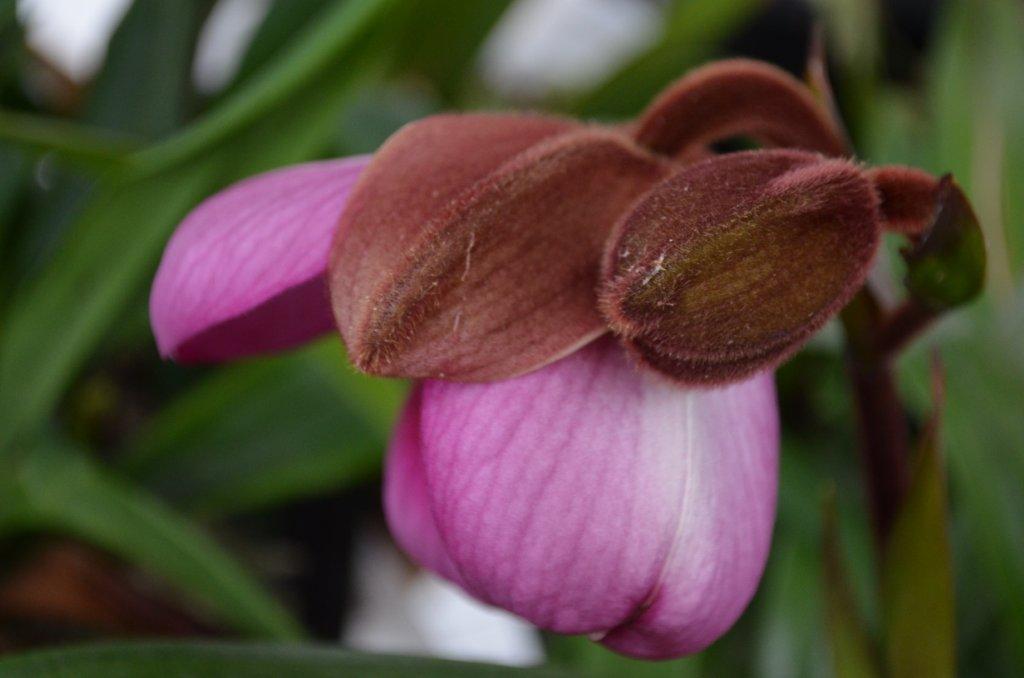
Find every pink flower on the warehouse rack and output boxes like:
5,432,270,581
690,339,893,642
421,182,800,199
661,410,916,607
151,59,938,659
149,153,779,659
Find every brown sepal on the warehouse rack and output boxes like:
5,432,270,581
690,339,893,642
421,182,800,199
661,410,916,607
804,26,853,153
330,114,668,380
867,165,939,236
632,59,849,159
600,149,881,384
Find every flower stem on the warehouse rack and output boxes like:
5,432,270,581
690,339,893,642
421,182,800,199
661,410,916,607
875,300,938,360
840,287,911,545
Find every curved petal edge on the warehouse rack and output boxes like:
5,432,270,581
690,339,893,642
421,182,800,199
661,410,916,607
150,156,369,362
384,338,779,659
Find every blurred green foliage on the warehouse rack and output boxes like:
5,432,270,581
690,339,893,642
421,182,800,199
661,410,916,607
0,641,570,676
0,0,1021,674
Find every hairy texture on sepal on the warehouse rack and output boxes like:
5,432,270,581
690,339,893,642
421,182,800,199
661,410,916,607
601,150,881,384
331,114,668,381
867,165,940,236
632,59,848,159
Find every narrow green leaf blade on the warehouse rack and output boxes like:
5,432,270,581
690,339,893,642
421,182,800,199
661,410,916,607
230,0,334,88
822,488,880,678
0,141,29,298
130,0,397,175
881,369,955,678
394,0,514,103
0,158,221,450
0,0,393,450
5,442,302,639
0,109,139,169
545,634,700,677
122,341,405,518
85,0,212,137
0,641,565,677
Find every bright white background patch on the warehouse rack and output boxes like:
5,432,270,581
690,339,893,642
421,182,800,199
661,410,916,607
17,0,130,81
481,0,659,98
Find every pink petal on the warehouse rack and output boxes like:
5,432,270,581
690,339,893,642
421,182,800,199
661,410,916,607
150,156,369,362
597,370,779,658
384,337,779,658
383,385,462,584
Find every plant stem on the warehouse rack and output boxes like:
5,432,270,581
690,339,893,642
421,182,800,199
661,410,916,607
840,287,911,546
875,300,938,359
847,358,911,543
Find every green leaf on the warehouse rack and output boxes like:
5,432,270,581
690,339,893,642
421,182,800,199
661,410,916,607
881,371,955,678
572,0,759,119
130,0,398,176
230,0,335,89
0,0,209,165
121,341,405,518
754,444,834,678
0,0,206,297
0,0,21,86
545,634,700,677
0,441,302,639
85,0,213,137
822,488,880,678
393,0,514,103
0,641,566,677
898,330,1024,672
0,141,29,297
807,0,881,142
0,0,395,451
757,529,828,678
0,158,222,451
0,109,139,169
217,42,390,182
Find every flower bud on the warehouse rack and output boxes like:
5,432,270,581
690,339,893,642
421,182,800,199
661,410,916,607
903,176,985,311
601,150,881,384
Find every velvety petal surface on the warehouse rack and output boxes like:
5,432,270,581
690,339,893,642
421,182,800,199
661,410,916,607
601,149,881,384
330,114,667,382
632,59,848,158
384,337,778,659
150,156,369,362
867,165,939,236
